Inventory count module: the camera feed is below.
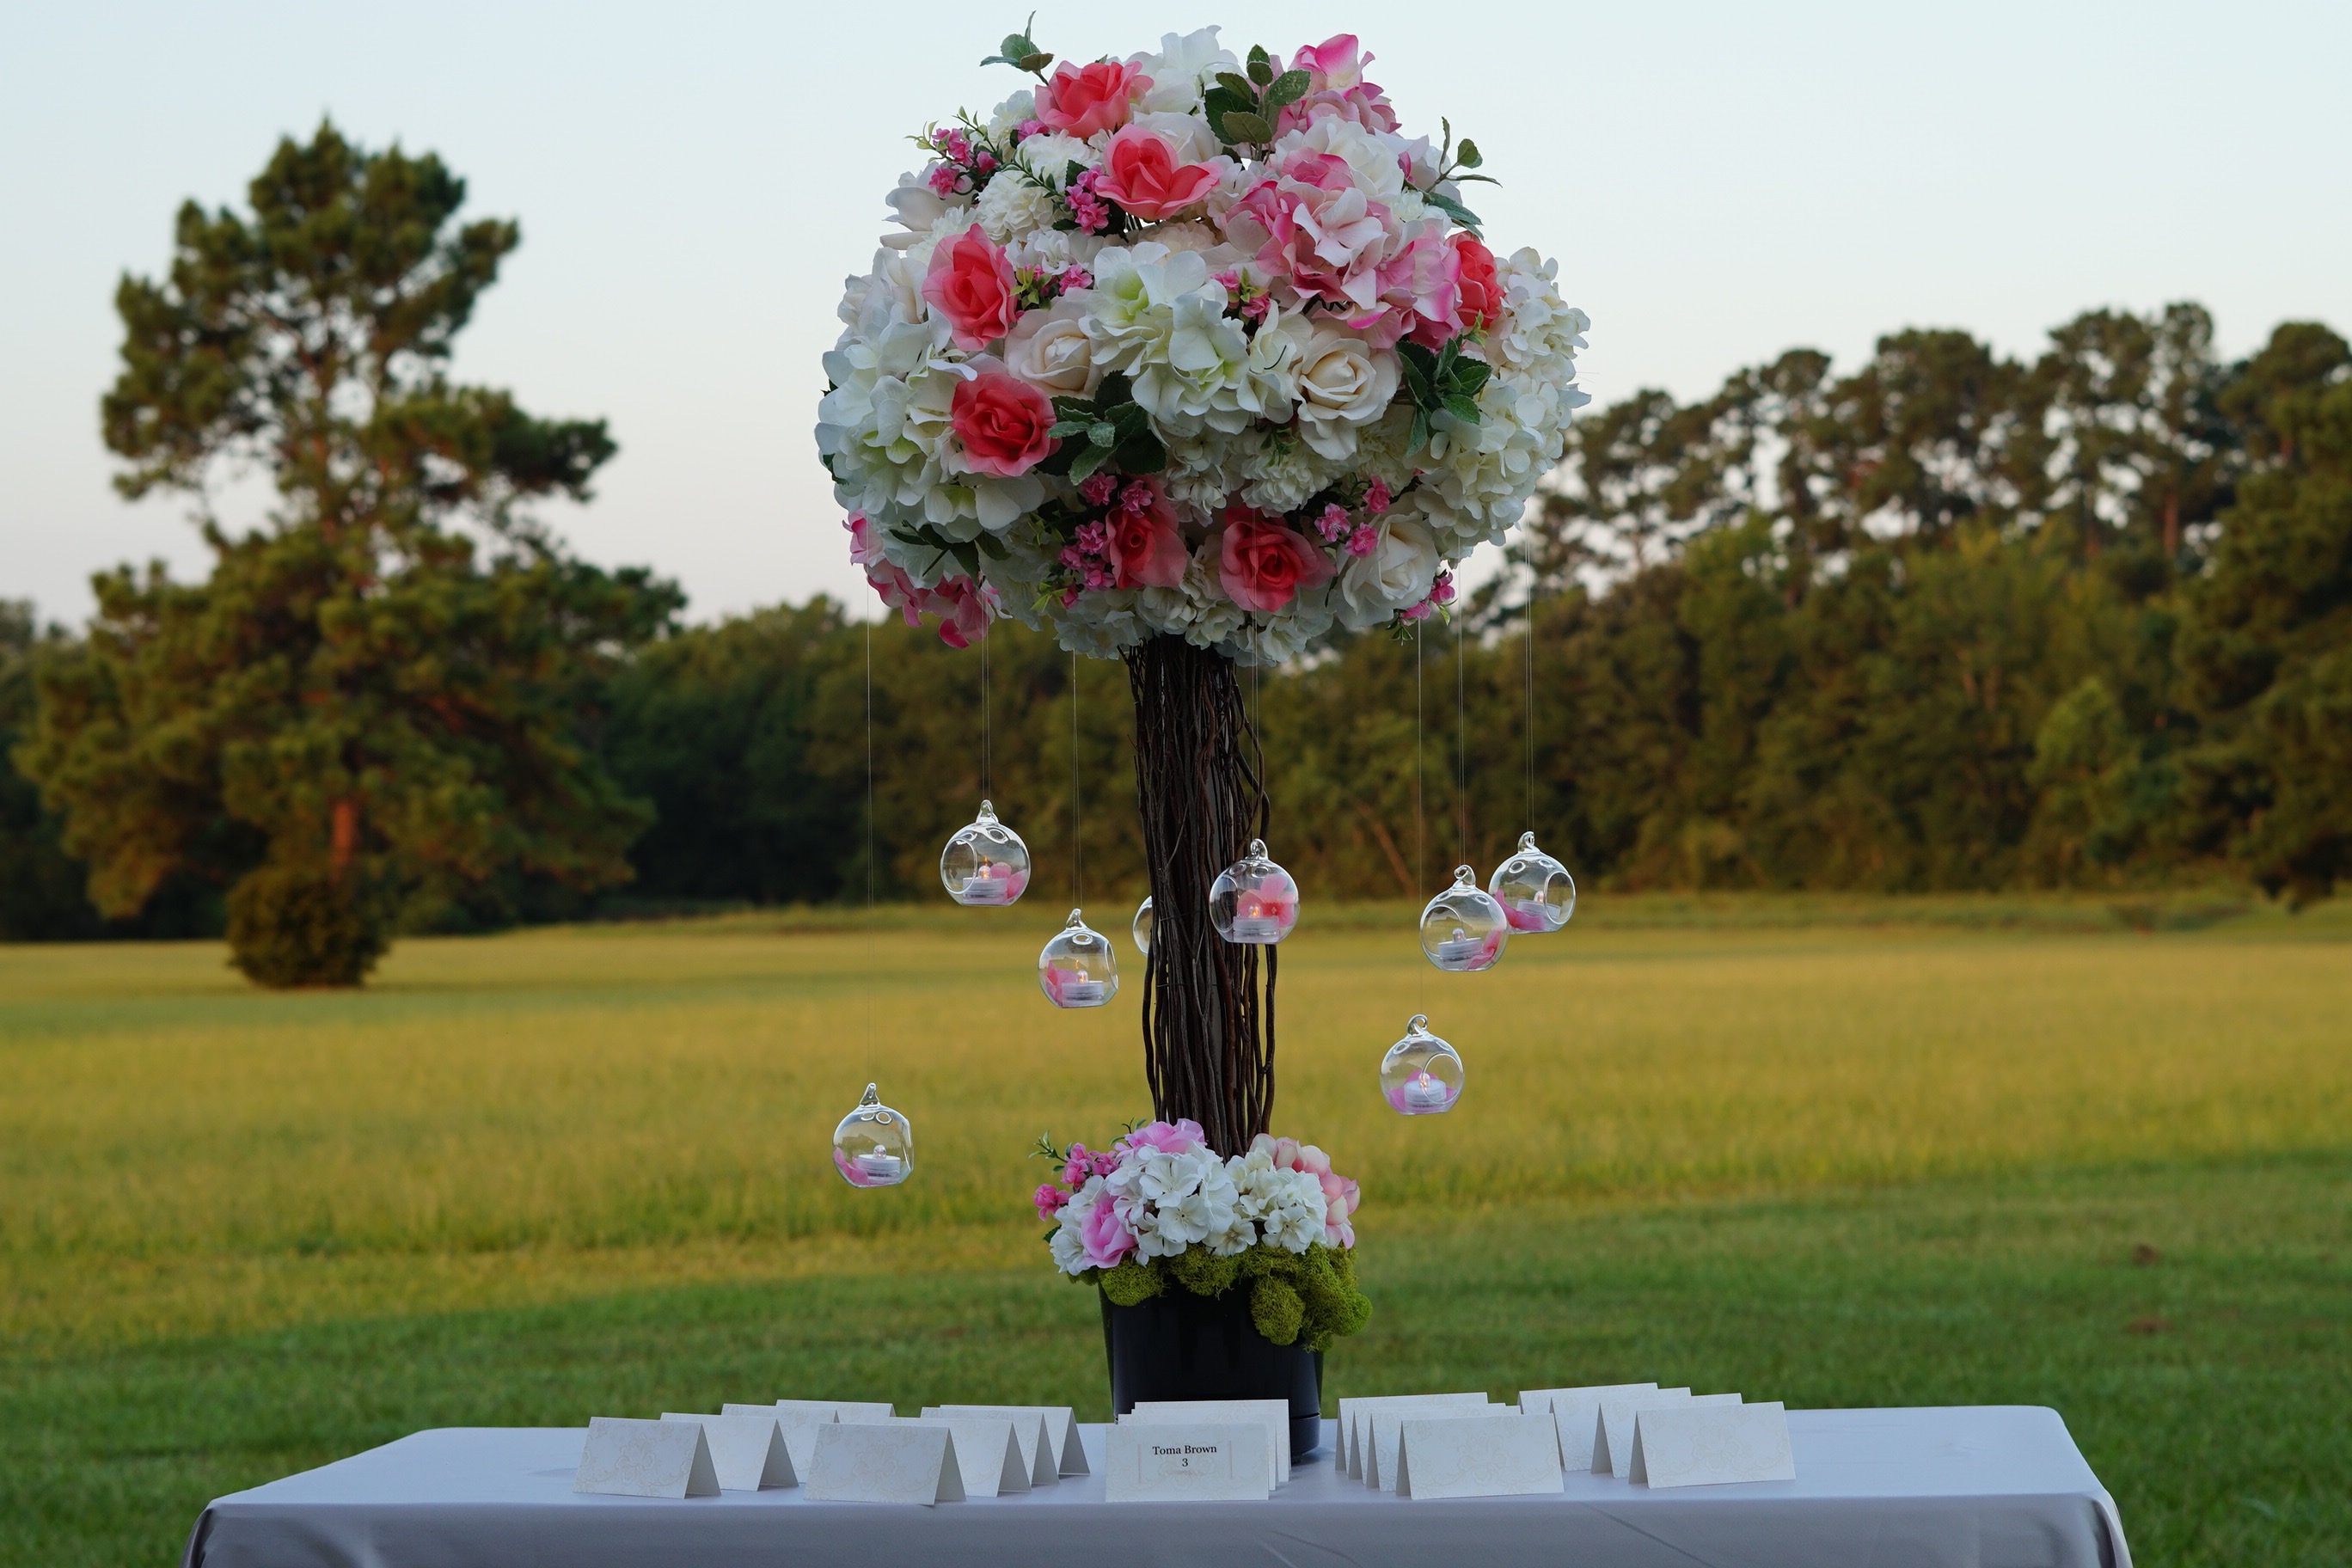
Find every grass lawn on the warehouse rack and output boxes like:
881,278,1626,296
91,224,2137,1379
2,896,2348,1565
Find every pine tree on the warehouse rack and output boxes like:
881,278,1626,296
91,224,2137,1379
19,122,679,984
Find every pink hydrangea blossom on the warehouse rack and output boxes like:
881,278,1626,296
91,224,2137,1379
1123,1118,1208,1155
1277,34,1401,135
1034,1182,1071,1221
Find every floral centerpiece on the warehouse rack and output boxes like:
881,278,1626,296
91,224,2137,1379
818,21,1589,663
1035,1120,1372,1351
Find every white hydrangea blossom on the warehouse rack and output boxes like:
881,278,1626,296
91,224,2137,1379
815,30,1589,662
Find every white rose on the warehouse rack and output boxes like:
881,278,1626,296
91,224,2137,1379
1002,296,1099,396
976,175,1059,243
1335,513,1441,630
1133,28,1237,113
1295,324,1401,460
1130,110,1223,165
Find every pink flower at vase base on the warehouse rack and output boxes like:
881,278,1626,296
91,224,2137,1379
1033,1182,1071,1222
1080,1191,1136,1268
1125,1118,1208,1155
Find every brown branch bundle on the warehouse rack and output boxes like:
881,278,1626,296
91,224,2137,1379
1124,635,1275,1155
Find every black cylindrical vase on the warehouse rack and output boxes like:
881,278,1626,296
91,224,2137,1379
1101,1288,1322,1461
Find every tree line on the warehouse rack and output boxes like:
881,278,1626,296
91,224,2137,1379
3,125,2346,975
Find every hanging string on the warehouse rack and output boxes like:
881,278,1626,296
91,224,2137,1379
981,628,992,801
1415,622,1426,1012
1070,649,1082,911
1455,608,1469,870
864,618,876,1082
1524,577,1536,832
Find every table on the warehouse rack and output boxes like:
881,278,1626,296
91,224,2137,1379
182,1406,2132,1568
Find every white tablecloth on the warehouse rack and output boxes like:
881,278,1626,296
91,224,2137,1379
182,1406,2131,1568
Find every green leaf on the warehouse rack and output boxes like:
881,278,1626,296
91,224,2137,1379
1068,442,1109,484
1263,70,1312,110
1423,190,1483,235
1045,420,1093,439
1396,340,1438,403
1456,138,1482,169
975,531,1010,560
1452,358,1492,396
1016,52,1054,73
1094,371,1134,409
1113,432,1167,475
1216,71,1254,99
1087,420,1116,447
1409,407,1431,457
1246,45,1273,82
999,32,1031,58
1108,401,1152,438
1221,110,1273,145
1442,393,1484,425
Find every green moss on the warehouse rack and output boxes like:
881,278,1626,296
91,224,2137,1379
1250,1275,1305,1344
1075,1242,1373,1349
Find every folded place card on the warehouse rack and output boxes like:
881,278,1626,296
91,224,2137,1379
1338,1393,1488,1479
1103,1422,1271,1504
574,1417,720,1499
1393,1412,1566,1501
889,1417,1030,1498
1596,1391,1741,1479
805,1423,964,1505
661,1412,796,1491
771,1399,891,1423
1518,1384,1659,1470
1630,1401,1796,1489
1127,1399,1291,1485
922,1406,1057,1486
1369,1404,1512,1491
927,1406,1087,1476
723,1406,830,1474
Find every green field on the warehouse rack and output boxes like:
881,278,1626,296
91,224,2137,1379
3,898,2349,1565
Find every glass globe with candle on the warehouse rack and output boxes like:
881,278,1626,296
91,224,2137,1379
831,1082,914,1187
1418,865,1510,971
1489,832,1577,933
1039,909,1118,1008
940,800,1031,906
1210,838,1299,945
1380,1014,1464,1115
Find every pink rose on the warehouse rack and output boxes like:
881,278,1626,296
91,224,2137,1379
922,227,1019,351
1034,1183,1071,1222
1124,1118,1208,1155
1104,482,1189,589
1034,60,1149,138
1218,509,1335,614
1093,126,1220,220
951,365,1057,477
1080,1191,1136,1268
1452,233,1502,333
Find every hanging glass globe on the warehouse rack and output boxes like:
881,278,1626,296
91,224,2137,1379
1419,865,1510,971
1489,831,1577,933
1039,909,1118,1008
1131,895,1155,956
831,1082,913,1187
940,799,1030,906
1380,1014,1464,1115
1209,838,1300,945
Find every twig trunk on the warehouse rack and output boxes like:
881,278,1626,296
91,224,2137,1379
1124,636,1274,1155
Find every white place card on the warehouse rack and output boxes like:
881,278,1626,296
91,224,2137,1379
922,1406,1056,1486
805,1423,964,1505
889,1417,1030,1497
660,1412,795,1491
1368,1404,1511,1491
1103,1421,1271,1504
1393,1412,1566,1500
1631,1401,1796,1488
771,1399,891,1423
573,1417,719,1499
1519,1384,1659,1469
722,1405,830,1474
927,1406,1087,1475
1337,1393,1488,1479
1128,1399,1291,1484
1596,1391,1741,1479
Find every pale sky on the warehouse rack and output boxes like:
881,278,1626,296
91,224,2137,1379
4,2,2348,627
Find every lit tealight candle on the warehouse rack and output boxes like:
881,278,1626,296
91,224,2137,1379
1403,1071,1451,1111
854,1149,904,1180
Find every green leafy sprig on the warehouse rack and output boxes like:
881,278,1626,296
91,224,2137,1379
1420,117,1499,235
1042,372,1167,483
1396,337,1491,456
980,14,1054,76
1202,45,1311,150
888,521,1009,584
